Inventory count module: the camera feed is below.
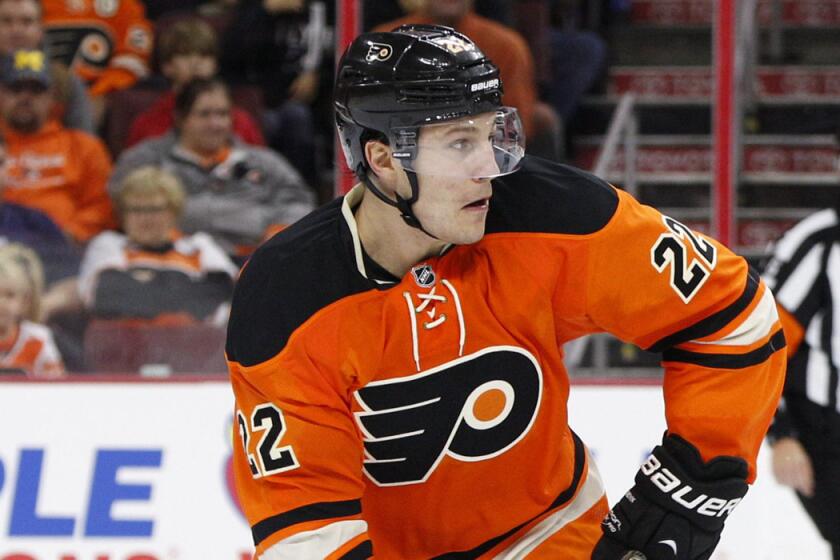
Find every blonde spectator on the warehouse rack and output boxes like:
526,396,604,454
0,243,64,377
80,166,238,325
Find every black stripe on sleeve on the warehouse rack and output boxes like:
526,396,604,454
339,539,373,559
661,329,786,370
251,499,362,546
647,265,760,353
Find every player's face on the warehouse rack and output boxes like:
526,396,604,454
178,87,233,155
0,0,43,55
399,115,499,245
121,192,178,249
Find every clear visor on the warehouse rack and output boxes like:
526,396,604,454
392,107,525,179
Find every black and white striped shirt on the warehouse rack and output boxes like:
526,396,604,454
762,208,840,437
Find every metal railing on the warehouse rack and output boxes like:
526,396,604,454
594,92,640,199
566,93,639,373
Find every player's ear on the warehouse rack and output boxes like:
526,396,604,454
365,139,396,179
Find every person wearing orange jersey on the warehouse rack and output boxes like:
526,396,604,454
226,26,785,559
0,48,115,243
41,0,152,96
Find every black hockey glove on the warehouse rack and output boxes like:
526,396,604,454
591,434,749,560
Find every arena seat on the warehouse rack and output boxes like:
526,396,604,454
84,320,227,375
103,86,167,157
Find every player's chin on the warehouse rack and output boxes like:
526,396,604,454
452,221,487,245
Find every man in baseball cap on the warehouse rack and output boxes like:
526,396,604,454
0,47,115,242
1,48,51,89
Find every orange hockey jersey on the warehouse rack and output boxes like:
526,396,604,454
43,0,153,95
0,320,65,377
226,156,785,559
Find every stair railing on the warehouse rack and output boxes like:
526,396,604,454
566,92,639,372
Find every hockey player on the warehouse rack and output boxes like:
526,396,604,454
226,25,785,559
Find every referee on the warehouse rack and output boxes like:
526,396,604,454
762,206,840,559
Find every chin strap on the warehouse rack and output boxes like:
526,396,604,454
360,169,440,240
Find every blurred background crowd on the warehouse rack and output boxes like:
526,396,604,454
0,0,835,376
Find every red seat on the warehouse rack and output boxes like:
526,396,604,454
104,86,166,158
230,84,266,127
84,320,227,374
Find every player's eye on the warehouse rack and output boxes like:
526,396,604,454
449,139,473,152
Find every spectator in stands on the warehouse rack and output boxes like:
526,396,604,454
0,0,94,132
540,0,606,123
220,0,325,185
364,0,512,32
0,243,64,377
0,132,79,284
110,77,315,257
77,166,237,325
141,0,237,21
373,0,537,136
126,17,264,148
41,0,153,123
0,49,115,244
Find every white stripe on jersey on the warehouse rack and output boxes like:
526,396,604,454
770,208,837,264
495,453,605,559
805,314,831,407
259,519,367,560
775,245,823,312
690,286,778,347
828,246,840,369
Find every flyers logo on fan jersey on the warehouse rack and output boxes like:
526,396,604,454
354,346,543,486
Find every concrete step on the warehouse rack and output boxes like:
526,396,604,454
651,208,815,250
575,134,839,178
609,66,840,100
629,0,840,27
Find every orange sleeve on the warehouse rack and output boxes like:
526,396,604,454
88,0,152,95
582,190,785,481
68,134,116,241
228,325,371,557
776,302,804,357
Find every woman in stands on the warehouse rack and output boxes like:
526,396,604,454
109,78,315,260
79,165,238,325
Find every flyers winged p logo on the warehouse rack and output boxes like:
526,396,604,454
354,346,543,486
365,42,393,62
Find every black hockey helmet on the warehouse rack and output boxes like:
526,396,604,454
335,24,507,175
334,24,524,232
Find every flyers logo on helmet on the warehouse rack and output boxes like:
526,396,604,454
365,42,393,62
354,346,543,486
429,36,475,54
